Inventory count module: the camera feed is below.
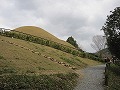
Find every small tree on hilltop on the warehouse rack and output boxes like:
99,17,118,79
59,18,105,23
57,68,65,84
66,36,83,52
102,7,120,60
66,36,79,48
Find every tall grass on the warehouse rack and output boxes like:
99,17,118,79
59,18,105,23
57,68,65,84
106,64,120,90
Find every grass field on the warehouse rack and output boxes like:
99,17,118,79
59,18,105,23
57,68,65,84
0,36,101,75
0,36,72,75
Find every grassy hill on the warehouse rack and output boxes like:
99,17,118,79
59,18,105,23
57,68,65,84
0,26,101,89
0,35,100,75
14,26,74,48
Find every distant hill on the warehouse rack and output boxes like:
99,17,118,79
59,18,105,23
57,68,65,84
14,26,74,48
96,48,112,58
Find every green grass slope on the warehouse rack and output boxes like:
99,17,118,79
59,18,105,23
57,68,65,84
0,35,100,75
0,36,71,75
0,34,101,89
14,26,74,48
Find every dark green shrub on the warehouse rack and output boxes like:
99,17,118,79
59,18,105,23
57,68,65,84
0,73,78,90
0,67,16,75
106,64,120,90
0,55,4,59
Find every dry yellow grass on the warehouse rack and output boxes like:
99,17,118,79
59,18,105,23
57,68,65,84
0,36,101,75
14,26,74,48
0,36,72,75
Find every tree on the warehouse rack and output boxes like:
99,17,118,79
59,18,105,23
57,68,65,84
91,35,107,52
66,36,79,48
91,35,107,57
102,7,120,60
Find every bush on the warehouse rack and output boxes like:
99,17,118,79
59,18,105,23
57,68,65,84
0,55,4,59
0,73,78,90
0,67,16,75
106,64,120,90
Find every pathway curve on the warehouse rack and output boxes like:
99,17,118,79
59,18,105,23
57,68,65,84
74,65,105,90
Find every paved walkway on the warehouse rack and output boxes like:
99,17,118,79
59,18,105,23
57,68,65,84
74,65,105,90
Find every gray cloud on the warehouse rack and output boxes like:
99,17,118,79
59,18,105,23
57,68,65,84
0,0,120,52
14,0,38,10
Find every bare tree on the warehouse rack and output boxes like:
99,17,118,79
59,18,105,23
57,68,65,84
91,35,107,57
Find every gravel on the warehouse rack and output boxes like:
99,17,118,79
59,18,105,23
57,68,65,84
74,65,105,90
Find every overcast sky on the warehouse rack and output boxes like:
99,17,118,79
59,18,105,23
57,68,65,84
0,0,120,52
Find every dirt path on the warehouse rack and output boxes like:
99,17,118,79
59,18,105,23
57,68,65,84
74,65,105,90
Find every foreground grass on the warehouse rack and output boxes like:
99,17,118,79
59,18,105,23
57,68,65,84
106,64,120,90
0,73,78,90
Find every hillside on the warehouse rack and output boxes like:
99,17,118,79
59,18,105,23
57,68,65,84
14,26,74,48
0,35,100,75
0,27,101,89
